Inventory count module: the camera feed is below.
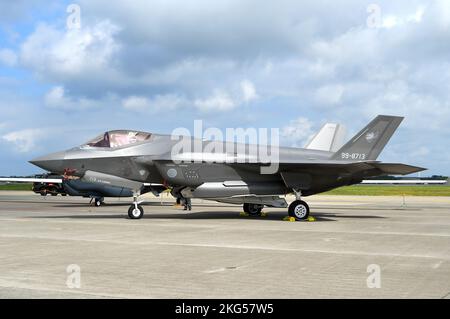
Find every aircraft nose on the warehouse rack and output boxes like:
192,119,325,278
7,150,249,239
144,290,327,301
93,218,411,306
29,151,66,173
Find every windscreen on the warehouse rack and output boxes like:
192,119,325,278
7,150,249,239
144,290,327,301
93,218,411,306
85,131,151,148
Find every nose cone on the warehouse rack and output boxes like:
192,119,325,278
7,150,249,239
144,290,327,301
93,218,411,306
29,151,66,174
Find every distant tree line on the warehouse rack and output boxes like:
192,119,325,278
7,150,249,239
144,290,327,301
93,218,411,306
366,175,448,180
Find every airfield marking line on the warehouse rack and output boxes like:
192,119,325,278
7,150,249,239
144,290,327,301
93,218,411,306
0,217,220,230
153,241,450,260
0,281,140,299
1,217,450,237
1,233,449,261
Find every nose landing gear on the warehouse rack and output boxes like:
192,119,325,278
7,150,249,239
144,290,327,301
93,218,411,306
128,193,144,219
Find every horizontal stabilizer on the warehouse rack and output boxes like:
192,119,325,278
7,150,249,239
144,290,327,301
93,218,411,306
371,163,426,175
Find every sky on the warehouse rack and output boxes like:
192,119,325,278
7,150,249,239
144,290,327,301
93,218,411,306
0,0,449,176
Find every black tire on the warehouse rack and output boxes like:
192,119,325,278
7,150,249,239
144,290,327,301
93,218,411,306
51,193,57,196
244,203,263,216
61,194,67,196
40,192,47,196
288,200,310,220
128,204,144,219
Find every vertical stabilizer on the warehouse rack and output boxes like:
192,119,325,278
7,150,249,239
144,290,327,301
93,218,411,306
331,115,403,161
305,123,347,152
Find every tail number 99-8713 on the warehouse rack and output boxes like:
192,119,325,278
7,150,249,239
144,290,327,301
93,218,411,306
341,153,366,160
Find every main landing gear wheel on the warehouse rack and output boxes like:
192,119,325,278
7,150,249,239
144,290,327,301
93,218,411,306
94,198,104,207
243,203,264,216
128,204,144,219
288,200,310,220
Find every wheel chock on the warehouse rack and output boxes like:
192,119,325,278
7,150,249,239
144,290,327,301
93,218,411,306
240,212,249,217
282,216,315,222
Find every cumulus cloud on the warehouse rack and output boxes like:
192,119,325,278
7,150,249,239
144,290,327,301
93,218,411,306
281,117,315,147
193,80,258,112
194,90,236,112
0,49,18,67
314,85,344,106
44,86,99,110
240,80,258,102
20,20,120,86
122,94,185,112
2,129,45,153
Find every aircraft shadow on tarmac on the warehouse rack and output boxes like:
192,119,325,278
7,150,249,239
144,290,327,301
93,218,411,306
51,202,237,209
30,210,387,222
36,201,421,212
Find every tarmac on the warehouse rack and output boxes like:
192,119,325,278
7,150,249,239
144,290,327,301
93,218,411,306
0,191,449,299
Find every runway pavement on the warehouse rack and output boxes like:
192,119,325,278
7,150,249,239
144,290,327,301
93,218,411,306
0,191,449,299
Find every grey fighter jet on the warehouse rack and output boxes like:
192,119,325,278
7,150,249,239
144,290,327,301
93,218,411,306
30,115,425,220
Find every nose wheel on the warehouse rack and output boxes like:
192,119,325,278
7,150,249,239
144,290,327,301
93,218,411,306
128,204,144,219
288,200,310,220
128,194,144,219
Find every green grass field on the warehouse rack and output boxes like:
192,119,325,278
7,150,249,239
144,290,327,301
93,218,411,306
324,185,450,196
0,183,33,191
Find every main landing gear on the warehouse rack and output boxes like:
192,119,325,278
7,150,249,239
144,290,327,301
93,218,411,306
243,203,264,216
90,197,105,207
128,194,144,219
288,200,310,220
288,189,310,220
94,197,104,207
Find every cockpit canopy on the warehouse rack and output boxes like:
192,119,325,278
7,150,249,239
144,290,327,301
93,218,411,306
84,130,152,148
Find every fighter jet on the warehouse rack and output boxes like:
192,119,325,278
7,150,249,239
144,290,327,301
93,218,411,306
29,115,425,220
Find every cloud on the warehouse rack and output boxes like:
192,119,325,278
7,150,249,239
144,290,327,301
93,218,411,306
2,129,44,153
122,94,185,112
410,146,430,158
281,117,315,147
193,80,258,112
0,1,45,24
314,85,344,106
44,86,99,110
194,90,236,112
0,49,18,67
240,80,258,102
20,20,120,88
